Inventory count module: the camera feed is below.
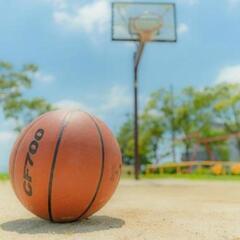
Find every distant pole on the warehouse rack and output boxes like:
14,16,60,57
170,85,176,162
133,42,145,180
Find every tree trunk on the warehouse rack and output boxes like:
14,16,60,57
236,138,240,159
184,141,191,161
153,141,159,164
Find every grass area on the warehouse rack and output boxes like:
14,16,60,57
122,172,240,181
0,173,9,181
1,172,240,182
141,173,240,181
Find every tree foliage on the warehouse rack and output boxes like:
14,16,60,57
118,83,240,165
117,110,164,165
0,61,52,131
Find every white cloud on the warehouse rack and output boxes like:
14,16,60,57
147,109,159,117
52,0,67,10
0,131,17,143
54,85,131,117
178,23,189,35
177,0,199,6
32,0,67,9
216,65,240,84
53,0,110,34
54,100,94,112
1,119,18,129
100,85,131,112
227,0,240,8
34,71,55,84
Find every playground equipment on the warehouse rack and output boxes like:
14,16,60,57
181,132,240,162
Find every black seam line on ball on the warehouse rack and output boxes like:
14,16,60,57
11,113,48,198
75,112,105,220
48,111,73,222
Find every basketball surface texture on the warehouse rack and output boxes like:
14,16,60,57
9,110,122,223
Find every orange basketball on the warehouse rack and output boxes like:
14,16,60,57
9,110,122,222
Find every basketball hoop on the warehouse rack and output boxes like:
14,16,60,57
112,2,176,42
111,2,177,180
129,14,163,42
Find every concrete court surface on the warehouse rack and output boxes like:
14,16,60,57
1,179,240,240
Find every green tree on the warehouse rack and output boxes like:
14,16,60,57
140,107,165,163
145,88,179,162
0,61,52,131
118,83,240,165
175,86,223,159
147,86,217,161
117,110,164,165
175,87,208,158
212,83,240,152
117,116,134,165
175,84,240,161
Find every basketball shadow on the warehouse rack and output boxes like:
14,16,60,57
0,215,125,235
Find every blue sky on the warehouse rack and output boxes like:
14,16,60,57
1,0,240,172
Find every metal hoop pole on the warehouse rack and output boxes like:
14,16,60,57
133,41,145,180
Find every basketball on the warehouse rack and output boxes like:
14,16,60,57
9,110,122,223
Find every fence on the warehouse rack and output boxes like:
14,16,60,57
122,161,240,176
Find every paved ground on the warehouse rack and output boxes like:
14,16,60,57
1,179,240,240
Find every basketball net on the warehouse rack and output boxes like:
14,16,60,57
130,16,163,43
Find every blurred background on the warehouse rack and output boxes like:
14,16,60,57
1,0,240,179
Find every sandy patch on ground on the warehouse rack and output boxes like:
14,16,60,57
1,179,240,240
